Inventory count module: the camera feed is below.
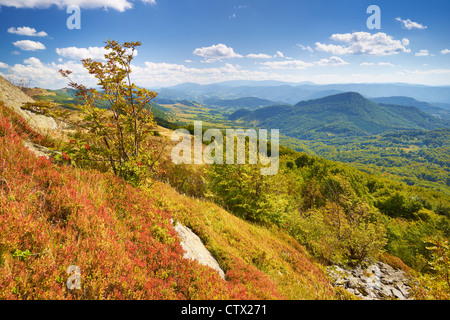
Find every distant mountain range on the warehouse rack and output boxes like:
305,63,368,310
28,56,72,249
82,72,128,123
229,92,450,140
157,81,450,105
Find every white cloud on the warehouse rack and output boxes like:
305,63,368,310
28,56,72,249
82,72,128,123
56,46,137,60
8,26,48,37
56,46,107,60
246,53,273,59
402,69,450,76
133,61,275,87
415,49,429,57
23,57,43,67
361,61,395,67
261,60,312,70
261,56,348,69
297,44,314,53
274,51,284,58
0,62,9,69
0,0,156,12
13,40,46,51
246,52,287,59
5,57,93,89
314,56,348,66
396,17,427,30
441,49,450,55
315,32,411,56
193,44,243,62
377,62,395,67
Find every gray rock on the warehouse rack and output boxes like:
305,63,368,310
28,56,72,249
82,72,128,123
173,222,226,280
327,261,412,300
391,288,405,300
346,276,359,289
396,283,410,298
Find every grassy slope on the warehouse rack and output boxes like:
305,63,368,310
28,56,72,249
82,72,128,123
0,102,336,300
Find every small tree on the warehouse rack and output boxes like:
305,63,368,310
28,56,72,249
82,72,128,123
28,40,162,185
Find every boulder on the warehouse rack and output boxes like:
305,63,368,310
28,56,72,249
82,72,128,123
327,261,412,300
0,75,57,134
173,221,226,280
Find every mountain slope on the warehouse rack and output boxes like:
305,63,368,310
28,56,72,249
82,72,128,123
371,96,450,120
205,97,278,110
0,99,336,300
0,75,57,134
231,92,450,139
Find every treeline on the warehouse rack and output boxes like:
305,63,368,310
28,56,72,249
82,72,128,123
282,129,450,195
159,142,449,274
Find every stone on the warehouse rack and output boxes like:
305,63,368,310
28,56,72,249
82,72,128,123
0,75,57,135
327,261,412,300
346,276,359,289
173,222,226,280
381,276,394,285
379,286,394,299
396,283,410,298
391,288,405,300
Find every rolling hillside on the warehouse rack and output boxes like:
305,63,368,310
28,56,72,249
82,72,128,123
371,96,450,120
204,97,279,110
0,75,336,300
1,75,449,301
230,92,450,139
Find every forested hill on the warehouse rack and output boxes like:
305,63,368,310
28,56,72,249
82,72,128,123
230,92,450,140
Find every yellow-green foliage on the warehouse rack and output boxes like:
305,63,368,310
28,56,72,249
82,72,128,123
410,236,450,300
146,181,336,300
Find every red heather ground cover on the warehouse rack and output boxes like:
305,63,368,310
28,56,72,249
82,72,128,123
0,104,284,300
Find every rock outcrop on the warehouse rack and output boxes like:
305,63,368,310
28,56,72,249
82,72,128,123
173,221,226,280
0,75,57,134
327,262,412,300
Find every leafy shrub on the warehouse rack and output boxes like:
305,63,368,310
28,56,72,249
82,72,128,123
411,236,450,300
24,40,162,186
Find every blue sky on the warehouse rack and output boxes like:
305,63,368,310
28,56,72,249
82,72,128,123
0,0,449,89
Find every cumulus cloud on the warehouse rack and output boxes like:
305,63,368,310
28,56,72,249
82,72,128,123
415,49,429,57
132,61,275,86
315,32,411,56
8,26,48,37
13,40,46,51
0,0,156,12
441,49,450,55
5,57,93,89
0,62,9,69
193,44,243,62
396,17,427,30
56,46,108,60
56,46,137,60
